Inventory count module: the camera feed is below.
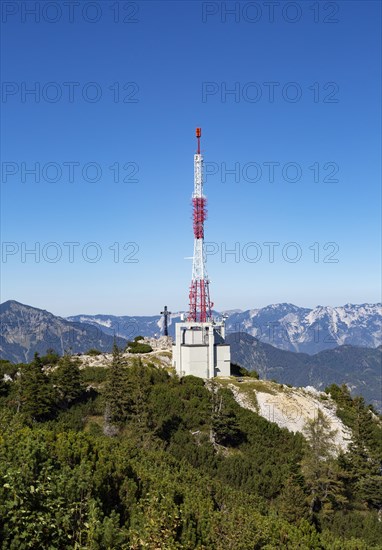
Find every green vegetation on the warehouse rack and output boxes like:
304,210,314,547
81,366,108,384
40,348,61,365
127,338,153,354
0,356,381,548
325,383,382,524
86,348,102,356
230,362,259,378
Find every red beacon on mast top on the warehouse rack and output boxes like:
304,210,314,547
196,127,201,154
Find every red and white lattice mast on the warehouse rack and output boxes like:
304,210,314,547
173,128,231,379
188,128,213,323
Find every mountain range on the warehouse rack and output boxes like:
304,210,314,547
68,302,382,354
1,300,381,410
0,300,126,363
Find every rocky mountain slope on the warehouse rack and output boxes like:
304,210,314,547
0,301,126,363
226,332,382,411
58,344,358,453
216,377,352,453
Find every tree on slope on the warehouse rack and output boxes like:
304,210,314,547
301,409,347,516
12,353,55,422
52,353,84,407
103,341,131,427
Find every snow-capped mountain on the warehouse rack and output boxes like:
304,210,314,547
225,303,381,354
68,303,382,355
227,304,382,354
66,313,180,340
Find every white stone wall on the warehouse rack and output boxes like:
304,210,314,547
181,346,209,378
173,322,231,379
216,345,231,376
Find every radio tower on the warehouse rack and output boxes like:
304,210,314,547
172,127,230,380
188,128,213,323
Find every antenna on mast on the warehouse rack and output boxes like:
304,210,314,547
188,127,212,323
196,127,201,154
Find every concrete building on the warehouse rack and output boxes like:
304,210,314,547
172,320,231,378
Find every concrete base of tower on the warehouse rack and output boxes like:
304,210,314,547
172,320,231,379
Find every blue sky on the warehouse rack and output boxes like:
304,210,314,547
1,0,381,316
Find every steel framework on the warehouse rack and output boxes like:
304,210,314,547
188,128,213,322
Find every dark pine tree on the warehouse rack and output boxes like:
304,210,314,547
103,341,131,426
53,353,84,407
12,353,55,422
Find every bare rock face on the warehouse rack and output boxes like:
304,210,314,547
226,380,352,454
226,332,382,412
75,337,173,369
141,336,173,351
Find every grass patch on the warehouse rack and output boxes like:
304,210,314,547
215,377,280,411
144,355,163,367
228,378,278,396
